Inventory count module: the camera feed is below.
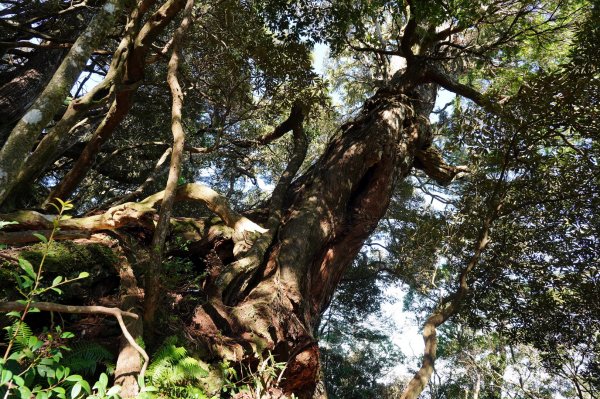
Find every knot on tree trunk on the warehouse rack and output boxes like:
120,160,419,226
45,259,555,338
414,146,469,186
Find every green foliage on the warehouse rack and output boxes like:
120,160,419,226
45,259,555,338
62,342,114,376
144,336,209,399
0,199,122,399
219,353,294,399
320,255,404,398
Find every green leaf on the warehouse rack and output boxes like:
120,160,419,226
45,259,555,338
98,373,108,388
52,276,64,286
12,375,24,386
6,311,21,318
1,368,12,385
54,198,74,211
32,233,48,243
18,275,34,289
71,382,81,398
49,202,61,214
18,257,36,279
28,336,39,347
78,272,89,279
79,380,91,394
8,352,23,361
65,374,83,383
19,386,32,399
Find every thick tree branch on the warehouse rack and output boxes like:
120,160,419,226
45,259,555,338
346,40,405,57
1,184,266,242
414,146,469,186
400,1,417,61
424,67,500,114
144,0,194,327
41,0,187,206
267,103,308,229
232,104,306,148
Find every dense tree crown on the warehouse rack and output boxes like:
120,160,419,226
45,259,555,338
0,0,598,398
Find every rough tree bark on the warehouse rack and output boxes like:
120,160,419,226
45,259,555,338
0,48,65,144
188,73,444,397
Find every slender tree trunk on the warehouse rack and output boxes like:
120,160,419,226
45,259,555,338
113,247,144,398
143,0,194,331
473,372,481,399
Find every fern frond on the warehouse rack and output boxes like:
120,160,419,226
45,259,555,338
5,320,33,351
62,341,114,375
176,357,209,380
146,336,209,398
151,336,187,364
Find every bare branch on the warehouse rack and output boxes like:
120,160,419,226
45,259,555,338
0,301,149,379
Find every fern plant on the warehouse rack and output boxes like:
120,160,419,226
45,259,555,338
62,341,114,376
143,336,209,399
3,319,33,352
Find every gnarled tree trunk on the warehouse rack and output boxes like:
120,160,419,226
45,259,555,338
189,85,430,397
